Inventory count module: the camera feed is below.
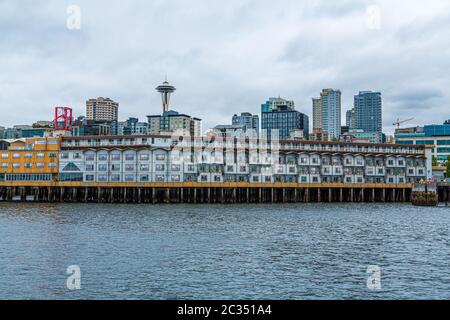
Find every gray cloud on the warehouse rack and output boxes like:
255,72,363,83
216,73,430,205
1,0,450,134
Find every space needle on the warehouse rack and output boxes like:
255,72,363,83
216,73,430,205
156,78,176,113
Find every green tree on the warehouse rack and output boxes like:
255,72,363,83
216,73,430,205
447,156,450,179
432,155,438,167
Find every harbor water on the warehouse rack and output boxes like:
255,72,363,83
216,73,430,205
0,203,449,299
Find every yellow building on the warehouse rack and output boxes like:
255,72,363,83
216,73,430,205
0,137,60,182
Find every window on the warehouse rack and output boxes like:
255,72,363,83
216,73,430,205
171,164,181,171
156,154,166,161
37,153,44,159
140,164,149,171
2,163,8,168
437,140,450,145
214,175,221,182
140,175,149,182
13,163,20,168
110,174,121,182
85,153,95,161
13,153,20,159
25,153,32,159
111,164,121,171
98,164,107,171
140,154,149,161
155,175,165,182
36,163,44,169
1,154,9,159
49,163,56,168
98,154,108,161
86,164,94,171
73,153,81,159
187,165,195,171
85,175,95,182
171,175,181,182
60,153,69,159
125,164,135,171
111,154,121,161
98,175,108,182
156,164,165,171
49,152,57,158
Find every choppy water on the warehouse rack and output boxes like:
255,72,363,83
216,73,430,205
0,202,449,300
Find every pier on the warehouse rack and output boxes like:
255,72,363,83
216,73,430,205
411,182,450,206
0,182,413,204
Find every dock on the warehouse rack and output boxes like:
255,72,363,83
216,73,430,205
0,182,413,204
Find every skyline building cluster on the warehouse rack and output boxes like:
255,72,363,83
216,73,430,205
0,79,447,162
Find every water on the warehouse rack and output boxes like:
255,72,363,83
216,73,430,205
0,202,449,300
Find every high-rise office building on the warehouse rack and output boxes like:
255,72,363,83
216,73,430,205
232,112,259,134
346,109,356,129
312,98,322,130
354,91,382,133
261,97,295,113
148,111,202,137
261,98,309,140
313,89,341,140
86,97,119,122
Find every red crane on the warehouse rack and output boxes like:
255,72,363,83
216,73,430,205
53,106,73,131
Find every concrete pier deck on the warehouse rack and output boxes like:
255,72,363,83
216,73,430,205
0,182,413,204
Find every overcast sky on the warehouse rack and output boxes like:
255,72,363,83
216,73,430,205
1,0,450,134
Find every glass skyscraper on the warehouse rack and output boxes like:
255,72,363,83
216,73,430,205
232,112,259,134
261,98,309,140
320,89,341,140
354,91,382,133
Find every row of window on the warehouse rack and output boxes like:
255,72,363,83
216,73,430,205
84,174,179,182
3,174,53,181
83,164,182,172
1,153,56,159
1,163,57,169
61,153,166,161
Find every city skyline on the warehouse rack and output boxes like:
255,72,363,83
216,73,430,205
1,1,450,133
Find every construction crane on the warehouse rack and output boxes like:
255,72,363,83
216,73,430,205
393,117,414,129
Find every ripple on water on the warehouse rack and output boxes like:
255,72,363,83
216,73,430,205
0,202,449,300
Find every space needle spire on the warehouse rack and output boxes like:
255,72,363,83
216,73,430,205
156,78,176,113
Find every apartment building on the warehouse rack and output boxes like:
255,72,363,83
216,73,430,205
58,134,430,184
86,97,119,122
0,137,59,182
